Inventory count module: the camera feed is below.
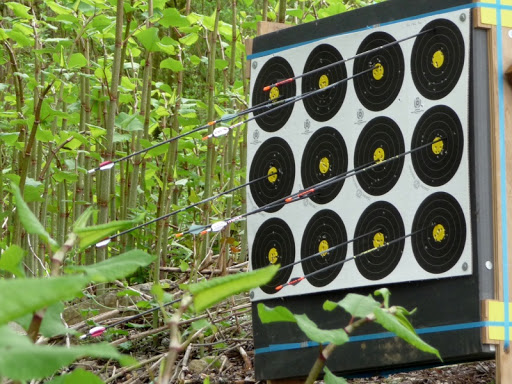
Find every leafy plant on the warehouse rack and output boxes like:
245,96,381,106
258,288,441,384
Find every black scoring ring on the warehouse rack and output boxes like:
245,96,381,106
411,105,464,187
411,19,465,100
412,192,466,274
249,137,295,213
353,201,405,281
302,44,347,122
354,117,405,196
301,127,348,204
251,218,295,294
252,57,296,132
301,210,347,287
353,32,405,111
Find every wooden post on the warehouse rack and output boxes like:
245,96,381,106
477,3,512,381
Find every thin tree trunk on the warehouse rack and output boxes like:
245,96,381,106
96,0,125,267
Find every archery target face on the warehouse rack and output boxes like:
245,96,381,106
247,9,472,301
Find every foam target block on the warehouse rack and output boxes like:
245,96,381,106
247,8,472,302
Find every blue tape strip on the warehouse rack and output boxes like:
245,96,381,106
255,321,509,355
247,2,512,60
495,0,510,351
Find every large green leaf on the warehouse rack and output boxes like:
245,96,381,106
65,250,156,282
73,214,144,250
6,2,33,19
68,53,87,69
182,265,278,312
324,293,380,318
159,8,191,28
0,245,26,278
46,368,105,384
179,33,198,46
135,28,161,52
12,183,59,251
373,307,441,361
0,326,134,381
160,58,184,72
257,304,348,346
0,276,89,326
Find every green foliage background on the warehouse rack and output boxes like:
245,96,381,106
0,0,382,276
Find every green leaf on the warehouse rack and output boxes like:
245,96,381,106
295,314,348,345
0,276,89,326
65,250,156,282
257,303,296,323
182,265,278,312
135,28,161,52
374,288,391,308
46,368,105,384
7,30,34,47
215,59,228,70
47,1,74,15
73,207,94,232
0,245,25,278
160,58,184,72
12,183,59,251
40,302,78,337
179,33,198,46
329,293,380,319
0,326,134,381
68,53,87,69
373,307,441,361
324,366,348,384
287,8,304,18
179,260,190,272
159,8,191,28
73,214,144,250
257,304,348,346
6,2,33,19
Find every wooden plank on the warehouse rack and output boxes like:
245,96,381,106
473,1,492,30
486,24,512,384
257,21,292,36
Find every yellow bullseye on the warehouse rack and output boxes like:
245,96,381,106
319,240,329,257
374,147,385,163
433,224,446,242
270,86,280,102
319,74,329,89
432,137,444,155
319,157,330,174
432,50,445,69
373,232,385,248
373,63,384,81
268,248,279,264
268,166,278,183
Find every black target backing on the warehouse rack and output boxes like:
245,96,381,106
353,32,405,111
412,192,466,274
353,201,405,280
411,105,464,187
354,117,405,196
249,137,295,213
252,57,296,132
301,210,347,287
301,127,348,204
302,44,347,122
251,218,295,294
411,19,465,100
